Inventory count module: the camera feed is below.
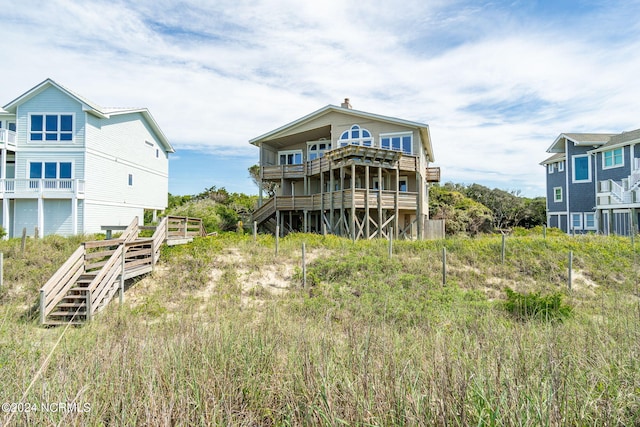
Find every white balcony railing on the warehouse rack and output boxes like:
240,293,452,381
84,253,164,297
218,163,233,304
0,179,85,196
0,129,17,146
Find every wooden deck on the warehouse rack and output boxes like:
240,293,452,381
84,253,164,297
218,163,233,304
39,216,205,325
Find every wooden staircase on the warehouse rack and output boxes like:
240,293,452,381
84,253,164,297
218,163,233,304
39,216,205,325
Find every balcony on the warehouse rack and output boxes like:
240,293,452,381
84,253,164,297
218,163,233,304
0,129,17,148
0,179,85,198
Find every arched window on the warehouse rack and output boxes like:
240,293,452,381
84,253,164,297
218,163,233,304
307,141,332,160
339,125,373,147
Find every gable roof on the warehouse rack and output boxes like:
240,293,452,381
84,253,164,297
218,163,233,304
250,104,435,162
589,128,640,153
3,78,174,153
546,132,616,153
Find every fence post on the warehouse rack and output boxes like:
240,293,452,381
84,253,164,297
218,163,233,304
302,242,307,288
253,221,257,242
275,225,280,255
568,251,573,291
0,253,3,289
388,230,393,259
183,218,188,239
501,233,506,264
34,226,39,239
442,247,447,286
21,228,27,253
543,225,547,239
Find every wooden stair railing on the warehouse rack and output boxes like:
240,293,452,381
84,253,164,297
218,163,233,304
39,215,204,325
251,197,276,225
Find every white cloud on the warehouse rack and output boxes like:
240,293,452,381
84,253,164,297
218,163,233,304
3,0,640,196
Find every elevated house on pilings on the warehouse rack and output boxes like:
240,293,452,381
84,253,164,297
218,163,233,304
250,99,441,240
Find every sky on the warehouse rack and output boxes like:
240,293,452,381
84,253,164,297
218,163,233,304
2,0,640,198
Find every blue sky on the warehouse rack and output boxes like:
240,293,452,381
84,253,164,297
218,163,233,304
2,0,640,197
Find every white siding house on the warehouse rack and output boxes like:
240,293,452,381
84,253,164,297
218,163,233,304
0,79,173,238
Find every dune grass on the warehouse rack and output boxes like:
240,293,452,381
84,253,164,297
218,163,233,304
0,231,639,425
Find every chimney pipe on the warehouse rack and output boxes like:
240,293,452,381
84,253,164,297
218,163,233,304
341,98,352,109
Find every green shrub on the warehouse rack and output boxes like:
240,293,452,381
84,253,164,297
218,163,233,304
504,287,572,322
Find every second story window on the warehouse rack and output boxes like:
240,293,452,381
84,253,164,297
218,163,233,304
30,114,73,142
380,132,413,154
603,148,623,169
308,141,331,160
278,150,303,165
339,125,373,147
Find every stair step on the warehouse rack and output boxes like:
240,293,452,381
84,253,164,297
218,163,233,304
49,310,87,316
43,321,85,326
57,302,86,308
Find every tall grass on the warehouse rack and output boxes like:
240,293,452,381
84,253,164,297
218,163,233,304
1,231,639,425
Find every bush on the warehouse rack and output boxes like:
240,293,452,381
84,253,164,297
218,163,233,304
504,287,572,322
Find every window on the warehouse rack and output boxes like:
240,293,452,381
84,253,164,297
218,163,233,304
307,141,331,160
548,163,554,173
278,150,303,165
603,148,624,169
572,155,591,183
128,174,134,186
372,177,384,190
558,161,564,172
339,125,373,147
399,176,408,192
29,161,72,189
571,213,583,230
380,132,412,154
584,213,596,230
553,187,562,202
29,114,73,142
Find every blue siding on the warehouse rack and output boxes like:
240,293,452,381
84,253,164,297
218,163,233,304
566,143,597,215
596,145,631,182
546,163,566,212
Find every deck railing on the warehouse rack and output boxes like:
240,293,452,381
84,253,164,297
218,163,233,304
0,129,16,145
0,178,85,195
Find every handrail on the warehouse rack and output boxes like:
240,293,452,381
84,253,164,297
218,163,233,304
39,245,86,323
40,215,204,324
86,217,139,320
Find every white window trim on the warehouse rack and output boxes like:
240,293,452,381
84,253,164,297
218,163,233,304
558,161,565,172
28,160,75,179
602,147,624,170
572,154,592,183
379,131,413,154
570,212,583,230
584,212,597,230
548,163,554,173
553,187,562,202
339,125,373,147
277,149,303,165
28,112,76,143
307,140,331,160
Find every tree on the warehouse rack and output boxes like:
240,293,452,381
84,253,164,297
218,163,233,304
248,164,278,197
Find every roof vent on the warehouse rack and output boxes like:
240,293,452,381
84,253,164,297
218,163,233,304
341,98,352,109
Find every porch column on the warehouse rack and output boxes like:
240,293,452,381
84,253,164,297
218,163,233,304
365,165,370,238
378,166,383,238
72,197,78,235
2,199,8,239
351,163,356,241
329,165,334,233
394,166,399,239
1,148,5,181
38,196,44,237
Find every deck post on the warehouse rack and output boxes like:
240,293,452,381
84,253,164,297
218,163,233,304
351,163,356,241
340,165,345,236
365,165,370,239
183,218,188,239
395,166,399,239
377,166,383,238
330,165,335,233
253,221,257,242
